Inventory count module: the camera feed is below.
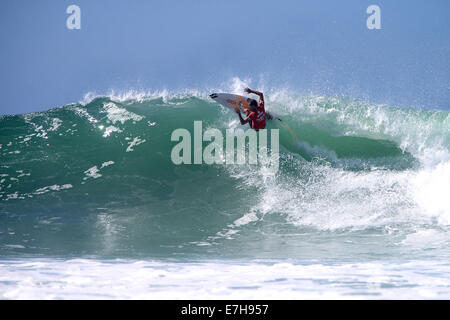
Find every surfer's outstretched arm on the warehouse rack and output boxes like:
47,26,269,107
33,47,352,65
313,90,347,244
244,87,264,103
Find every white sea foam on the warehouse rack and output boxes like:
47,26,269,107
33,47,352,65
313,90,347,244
82,161,115,181
72,106,99,124
0,258,449,299
410,160,450,225
33,184,73,195
101,161,114,169
83,166,102,180
101,102,143,124
102,125,122,137
126,137,146,152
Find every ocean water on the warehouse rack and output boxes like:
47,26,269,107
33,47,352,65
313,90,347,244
1,87,449,299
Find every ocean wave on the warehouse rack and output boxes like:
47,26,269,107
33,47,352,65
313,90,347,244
0,90,449,257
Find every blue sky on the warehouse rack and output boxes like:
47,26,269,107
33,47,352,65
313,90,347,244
0,0,449,115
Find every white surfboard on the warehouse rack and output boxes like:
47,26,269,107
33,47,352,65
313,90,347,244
209,93,253,112
209,93,281,121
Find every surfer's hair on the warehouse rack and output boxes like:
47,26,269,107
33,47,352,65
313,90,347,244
249,99,258,109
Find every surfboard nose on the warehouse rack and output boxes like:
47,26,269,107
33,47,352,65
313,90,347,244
209,93,218,99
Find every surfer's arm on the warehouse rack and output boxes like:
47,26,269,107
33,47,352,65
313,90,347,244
235,109,249,125
244,88,264,103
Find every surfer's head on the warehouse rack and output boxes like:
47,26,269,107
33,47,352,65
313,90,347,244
248,99,258,111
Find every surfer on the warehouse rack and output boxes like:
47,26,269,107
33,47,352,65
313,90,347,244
234,88,269,131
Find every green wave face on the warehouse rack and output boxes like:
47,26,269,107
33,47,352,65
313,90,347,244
0,93,449,258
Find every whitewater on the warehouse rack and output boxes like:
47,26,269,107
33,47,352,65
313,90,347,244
1,85,449,299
